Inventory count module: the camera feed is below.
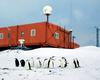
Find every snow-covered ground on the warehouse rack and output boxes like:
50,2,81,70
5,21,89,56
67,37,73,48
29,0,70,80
0,46,100,80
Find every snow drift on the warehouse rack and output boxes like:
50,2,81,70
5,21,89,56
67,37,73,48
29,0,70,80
0,46,100,80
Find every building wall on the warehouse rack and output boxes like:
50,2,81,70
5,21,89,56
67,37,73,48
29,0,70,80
46,23,71,48
17,22,46,46
0,22,79,49
0,26,17,47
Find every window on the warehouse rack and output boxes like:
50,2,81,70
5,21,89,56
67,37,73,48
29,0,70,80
0,33,3,39
21,32,24,37
31,29,36,37
54,32,59,39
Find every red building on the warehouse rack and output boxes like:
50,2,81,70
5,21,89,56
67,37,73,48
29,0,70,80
0,22,79,50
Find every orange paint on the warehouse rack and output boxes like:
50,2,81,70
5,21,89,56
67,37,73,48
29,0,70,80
0,22,79,49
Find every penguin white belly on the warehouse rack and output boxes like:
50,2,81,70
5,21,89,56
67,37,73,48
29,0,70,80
57,60,62,68
25,61,29,70
60,59,65,68
43,59,48,68
30,59,34,68
49,60,54,69
34,60,41,68
53,59,59,68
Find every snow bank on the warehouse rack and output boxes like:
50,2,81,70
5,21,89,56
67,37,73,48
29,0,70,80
0,46,100,69
0,46,100,80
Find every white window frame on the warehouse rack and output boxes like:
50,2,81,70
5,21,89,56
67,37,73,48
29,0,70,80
0,33,4,39
31,29,36,37
54,32,59,39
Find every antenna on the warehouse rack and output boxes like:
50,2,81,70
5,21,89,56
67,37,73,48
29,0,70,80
95,26,100,47
72,36,76,48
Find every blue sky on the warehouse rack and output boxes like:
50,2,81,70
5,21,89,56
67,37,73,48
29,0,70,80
0,0,100,46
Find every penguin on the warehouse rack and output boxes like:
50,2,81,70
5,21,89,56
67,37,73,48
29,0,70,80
30,57,34,68
60,59,64,68
38,57,42,68
59,57,67,68
47,58,51,68
15,58,19,67
76,58,80,68
43,58,49,68
73,59,77,68
25,59,32,70
48,57,54,68
28,61,31,70
20,59,25,67
25,59,30,70
35,57,42,68
53,58,59,68
62,57,68,68
58,59,62,68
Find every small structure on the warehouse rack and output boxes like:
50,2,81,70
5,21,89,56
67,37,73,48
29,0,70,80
18,39,25,47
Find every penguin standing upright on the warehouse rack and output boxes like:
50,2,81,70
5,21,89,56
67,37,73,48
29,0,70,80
76,58,80,68
25,59,30,70
59,57,66,68
58,59,62,68
47,58,51,68
20,59,25,67
38,60,42,68
30,57,34,68
62,57,68,68
48,57,54,68
73,59,77,68
28,61,31,70
15,58,19,67
43,58,48,68
35,57,42,68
